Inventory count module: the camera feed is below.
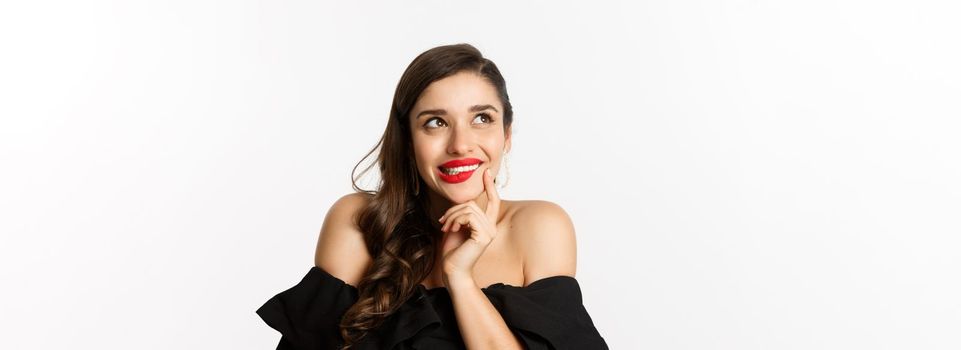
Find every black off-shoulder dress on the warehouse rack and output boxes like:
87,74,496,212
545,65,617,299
256,266,609,349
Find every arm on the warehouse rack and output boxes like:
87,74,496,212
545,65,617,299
314,192,373,286
445,272,525,350
517,200,577,284
446,200,578,350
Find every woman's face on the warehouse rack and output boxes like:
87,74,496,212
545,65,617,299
409,71,512,205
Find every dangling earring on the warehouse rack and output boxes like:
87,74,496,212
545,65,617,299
495,151,510,189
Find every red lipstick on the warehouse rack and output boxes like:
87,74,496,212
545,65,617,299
437,158,483,184
439,158,482,168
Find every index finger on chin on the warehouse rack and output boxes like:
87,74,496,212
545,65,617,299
484,168,500,217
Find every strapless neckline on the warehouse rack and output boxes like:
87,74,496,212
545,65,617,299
417,275,575,293
257,265,609,349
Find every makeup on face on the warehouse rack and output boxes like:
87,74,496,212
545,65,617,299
436,158,484,184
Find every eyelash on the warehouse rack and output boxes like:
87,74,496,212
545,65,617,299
423,113,494,129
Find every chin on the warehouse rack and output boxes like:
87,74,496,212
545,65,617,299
443,187,483,204
446,193,478,204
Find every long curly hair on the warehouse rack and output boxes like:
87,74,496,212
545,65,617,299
337,43,514,349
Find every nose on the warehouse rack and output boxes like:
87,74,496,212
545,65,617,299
447,123,474,155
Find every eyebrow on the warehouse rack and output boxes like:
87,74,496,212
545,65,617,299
415,104,499,119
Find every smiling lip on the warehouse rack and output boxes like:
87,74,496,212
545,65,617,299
437,158,484,184
436,165,481,184
439,158,483,169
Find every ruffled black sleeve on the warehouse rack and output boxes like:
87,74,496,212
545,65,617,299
483,276,609,350
256,266,360,350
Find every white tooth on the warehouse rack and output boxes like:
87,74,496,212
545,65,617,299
444,164,479,175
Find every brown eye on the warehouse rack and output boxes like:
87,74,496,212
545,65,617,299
424,117,446,129
473,113,494,124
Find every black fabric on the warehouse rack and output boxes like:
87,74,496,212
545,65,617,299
257,266,609,350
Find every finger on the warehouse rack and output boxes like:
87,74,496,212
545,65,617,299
441,206,472,232
439,202,472,223
441,212,454,232
449,204,481,233
451,212,473,233
439,205,458,225
451,215,461,232
484,168,501,219
461,212,478,233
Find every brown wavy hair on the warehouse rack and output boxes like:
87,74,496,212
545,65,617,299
337,43,514,348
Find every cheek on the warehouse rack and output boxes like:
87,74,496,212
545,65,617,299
411,142,439,168
483,139,506,155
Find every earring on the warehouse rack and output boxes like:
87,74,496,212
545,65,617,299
495,151,510,189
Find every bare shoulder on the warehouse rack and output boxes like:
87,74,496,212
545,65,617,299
314,192,374,288
508,200,578,286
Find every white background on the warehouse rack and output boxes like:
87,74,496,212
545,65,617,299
2,1,959,349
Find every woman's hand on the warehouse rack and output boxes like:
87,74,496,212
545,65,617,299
437,168,501,282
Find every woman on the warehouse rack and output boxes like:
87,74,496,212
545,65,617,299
257,43,608,350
